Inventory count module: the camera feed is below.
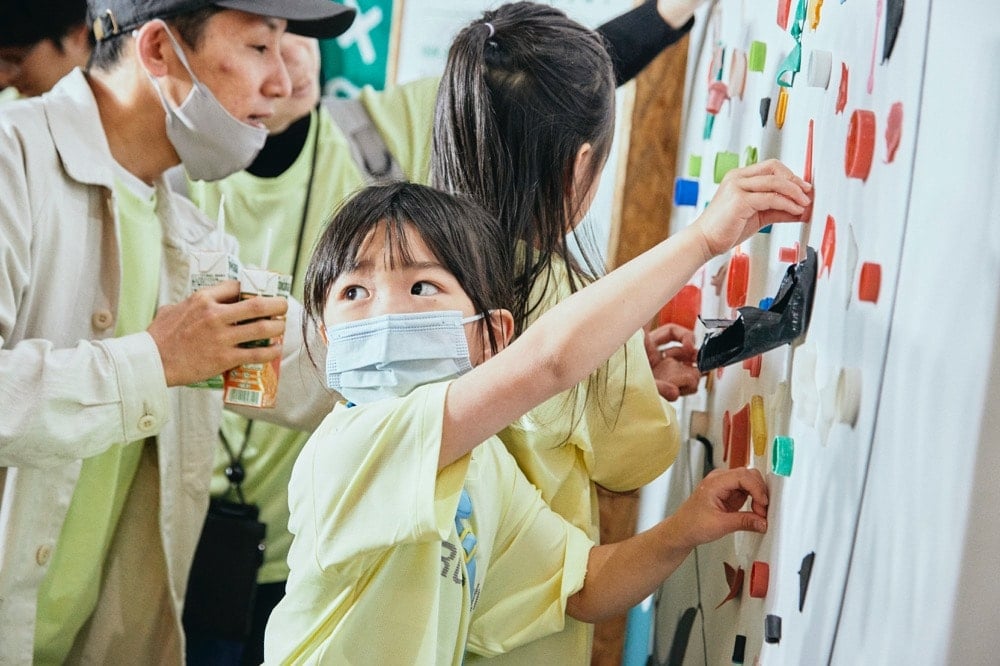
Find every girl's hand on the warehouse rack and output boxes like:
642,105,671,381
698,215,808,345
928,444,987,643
694,159,812,258
668,467,769,549
644,324,700,401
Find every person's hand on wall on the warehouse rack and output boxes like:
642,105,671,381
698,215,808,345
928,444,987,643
645,323,701,401
657,0,711,28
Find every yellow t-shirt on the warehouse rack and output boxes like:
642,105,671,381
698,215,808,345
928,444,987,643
186,78,439,584
263,381,593,665
34,172,161,663
471,251,681,666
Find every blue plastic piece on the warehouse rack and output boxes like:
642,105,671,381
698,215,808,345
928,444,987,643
759,297,775,310
674,178,700,206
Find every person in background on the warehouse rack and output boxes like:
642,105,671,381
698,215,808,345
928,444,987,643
0,0,353,662
0,0,89,98
264,161,808,662
180,1,706,662
431,1,707,662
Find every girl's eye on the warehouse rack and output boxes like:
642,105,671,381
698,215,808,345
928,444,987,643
252,45,268,54
344,285,369,300
411,281,440,296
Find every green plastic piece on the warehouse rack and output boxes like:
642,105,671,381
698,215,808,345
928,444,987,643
714,151,740,183
772,436,794,476
744,146,759,166
688,154,702,177
749,40,767,72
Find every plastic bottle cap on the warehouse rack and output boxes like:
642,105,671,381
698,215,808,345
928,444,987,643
726,250,750,308
750,561,770,598
743,354,763,379
845,109,877,180
729,403,750,469
772,435,794,476
674,178,700,207
707,80,730,114
779,242,801,263
750,394,768,455
807,49,833,88
730,49,748,99
659,283,702,330
858,261,881,302
749,40,768,72
775,87,790,129
765,614,782,643
835,366,862,426
714,151,740,183
688,154,703,177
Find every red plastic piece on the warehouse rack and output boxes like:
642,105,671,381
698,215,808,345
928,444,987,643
858,262,882,303
885,101,903,163
729,403,750,469
743,354,762,378
658,284,702,331
722,410,731,462
836,62,848,114
750,561,770,598
727,250,750,308
777,0,792,29
716,562,745,608
845,109,876,180
779,242,801,263
707,80,730,114
820,215,836,277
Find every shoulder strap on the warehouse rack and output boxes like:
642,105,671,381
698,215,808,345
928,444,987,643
321,96,405,184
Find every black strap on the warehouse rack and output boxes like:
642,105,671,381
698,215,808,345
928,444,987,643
321,96,404,183
219,420,255,505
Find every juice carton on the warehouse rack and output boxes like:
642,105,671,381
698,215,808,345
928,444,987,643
222,267,292,408
187,250,242,389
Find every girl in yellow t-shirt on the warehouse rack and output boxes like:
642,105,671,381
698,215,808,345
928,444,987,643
265,170,809,663
429,3,705,660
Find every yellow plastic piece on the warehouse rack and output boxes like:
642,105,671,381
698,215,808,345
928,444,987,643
808,0,824,30
750,394,768,456
776,87,789,129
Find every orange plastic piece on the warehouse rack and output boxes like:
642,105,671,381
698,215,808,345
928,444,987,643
722,410,731,462
820,215,836,277
779,242,801,263
707,80,730,114
836,62,849,114
727,249,750,308
750,394,768,456
858,262,882,302
750,561,770,598
743,354,763,378
885,101,903,163
659,284,702,331
775,87,790,129
845,109,877,180
729,403,750,469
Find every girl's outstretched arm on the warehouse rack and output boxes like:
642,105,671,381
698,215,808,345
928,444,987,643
440,159,811,470
566,466,769,622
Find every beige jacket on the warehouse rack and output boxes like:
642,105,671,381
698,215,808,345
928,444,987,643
0,69,332,664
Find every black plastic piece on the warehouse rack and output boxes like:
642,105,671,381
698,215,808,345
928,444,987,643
697,246,818,372
732,634,747,664
764,614,782,644
666,606,699,666
883,0,905,63
799,551,816,611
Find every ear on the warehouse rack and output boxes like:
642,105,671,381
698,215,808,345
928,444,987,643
318,323,329,345
479,309,515,361
133,20,174,78
567,142,596,229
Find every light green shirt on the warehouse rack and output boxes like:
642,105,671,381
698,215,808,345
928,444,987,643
186,77,439,583
34,172,162,663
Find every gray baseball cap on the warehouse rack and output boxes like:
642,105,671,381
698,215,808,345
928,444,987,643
89,0,356,41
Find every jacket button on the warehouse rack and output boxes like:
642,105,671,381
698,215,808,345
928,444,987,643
138,415,157,432
92,310,114,331
36,545,52,566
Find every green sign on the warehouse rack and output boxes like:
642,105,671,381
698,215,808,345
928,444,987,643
319,0,394,97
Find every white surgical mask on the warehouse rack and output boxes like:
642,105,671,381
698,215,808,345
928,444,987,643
326,310,485,404
144,21,268,181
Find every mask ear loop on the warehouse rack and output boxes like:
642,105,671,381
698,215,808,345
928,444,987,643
137,21,201,116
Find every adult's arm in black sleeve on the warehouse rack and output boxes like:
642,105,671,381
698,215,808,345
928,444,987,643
597,0,697,86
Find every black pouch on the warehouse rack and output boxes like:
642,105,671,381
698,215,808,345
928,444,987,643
182,498,266,641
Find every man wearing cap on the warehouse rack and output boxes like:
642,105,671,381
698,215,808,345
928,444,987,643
0,1,353,663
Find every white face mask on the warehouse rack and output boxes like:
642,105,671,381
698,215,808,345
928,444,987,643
144,21,268,181
326,310,485,404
